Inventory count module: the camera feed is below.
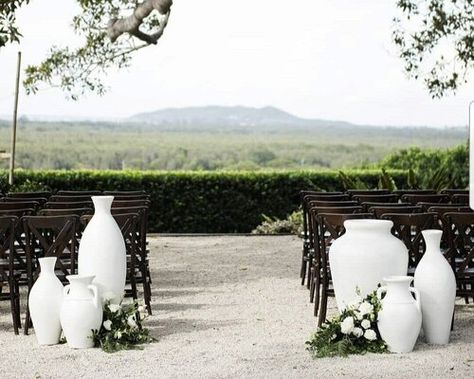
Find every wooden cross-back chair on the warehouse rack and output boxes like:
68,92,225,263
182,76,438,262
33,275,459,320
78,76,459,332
22,215,79,334
49,195,95,203
6,192,51,199
44,201,94,209
451,194,469,205
346,189,390,197
0,201,40,211
0,216,21,334
57,190,102,196
314,212,374,326
401,193,450,205
394,189,436,196
353,194,399,204
104,190,148,196
381,212,438,271
307,206,363,304
299,192,348,286
369,205,422,219
445,212,474,301
1,197,48,205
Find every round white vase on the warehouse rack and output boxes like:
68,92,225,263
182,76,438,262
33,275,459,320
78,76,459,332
377,276,422,353
78,196,126,304
414,229,456,345
329,219,408,310
28,257,64,345
60,275,103,349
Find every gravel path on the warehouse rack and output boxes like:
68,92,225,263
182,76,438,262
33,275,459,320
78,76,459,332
0,236,473,378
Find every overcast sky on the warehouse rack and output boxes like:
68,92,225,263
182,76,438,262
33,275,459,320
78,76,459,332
0,0,473,126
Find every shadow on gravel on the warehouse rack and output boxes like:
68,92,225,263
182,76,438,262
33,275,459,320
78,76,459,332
147,318,242,338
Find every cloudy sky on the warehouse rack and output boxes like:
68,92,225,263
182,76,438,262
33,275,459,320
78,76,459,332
0,0,473,126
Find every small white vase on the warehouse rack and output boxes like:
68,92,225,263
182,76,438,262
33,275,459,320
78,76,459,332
60,275,103,349
329,219,409,310
414,229,456,345
28,257,64,345
78,196,126,304
377,276,422,353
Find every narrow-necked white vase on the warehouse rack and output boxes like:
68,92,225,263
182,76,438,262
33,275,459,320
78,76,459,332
414,229,456,344
329,219,409,310
78,196,126,303
377,276,422,353
28,257,64,345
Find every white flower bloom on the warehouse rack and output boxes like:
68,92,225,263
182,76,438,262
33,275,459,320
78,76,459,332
331,334,337,340
340,316,354,334
358,301,374,316
348,295,363,309
364,329,377,341
127,315,137,328
108,304,121,313
103,320,112,331
115,331,122,339
354,311,363,320
361,319,371,329
352,327,363,338
138,305,145,313
102,292,116,302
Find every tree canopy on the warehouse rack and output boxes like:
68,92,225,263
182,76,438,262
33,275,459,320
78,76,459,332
0,0,172,99
394,0,474,97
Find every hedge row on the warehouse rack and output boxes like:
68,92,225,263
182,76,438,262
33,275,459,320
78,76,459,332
0,170,408,233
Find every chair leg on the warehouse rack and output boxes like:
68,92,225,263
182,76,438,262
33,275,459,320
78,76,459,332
309,266,315,303
8,280,19,335
313,271,321,317
317,276,328,327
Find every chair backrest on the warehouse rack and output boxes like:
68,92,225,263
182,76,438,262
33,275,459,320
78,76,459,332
441,189,469,195
346,189,390,197
444,212,474,278
308,200,358,208
0,216,17,281
49,195,93,203
381,212,438,267
57,190,102,196
394,189,436,196
451,194,469,205
370,206,422,218
417,202,461,212
7,191,51,199
22,215,79,282
353,194,399,204
2,197,48,205
0,201,40,210
44,201,93,209
112,199,151,208
401,194,450,205
0,208,36,218
39,208,93,217
304,194,350,203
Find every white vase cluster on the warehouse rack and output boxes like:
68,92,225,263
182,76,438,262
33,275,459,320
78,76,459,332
330,220,456,354
28,196,127,349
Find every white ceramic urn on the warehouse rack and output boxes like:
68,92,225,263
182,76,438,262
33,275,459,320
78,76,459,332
78,196,126,304
28,257,64,345
377,276,422,353
329,219,408,310
60,275,103,349
414,229,456,345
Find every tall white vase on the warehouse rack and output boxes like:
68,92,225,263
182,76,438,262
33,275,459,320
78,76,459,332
377,276,422,353
28,257,64,345
329,219,408,310
414,229,456,344
78,196,126,304
60,275,103,349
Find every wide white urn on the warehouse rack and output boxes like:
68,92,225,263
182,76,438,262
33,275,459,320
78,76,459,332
414,229,456,345
60,275,103,349
78,196,126,303
377,276,422,353
28,257,64,345
329,219,408,310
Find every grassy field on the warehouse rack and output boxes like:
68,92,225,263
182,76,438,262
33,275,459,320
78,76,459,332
0,120,467,170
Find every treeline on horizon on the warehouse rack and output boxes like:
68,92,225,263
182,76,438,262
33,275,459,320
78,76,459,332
0,120,467,171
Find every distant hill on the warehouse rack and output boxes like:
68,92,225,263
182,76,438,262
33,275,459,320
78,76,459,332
129,105,354,128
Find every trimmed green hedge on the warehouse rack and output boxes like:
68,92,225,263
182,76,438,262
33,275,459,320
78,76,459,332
0,170,408,233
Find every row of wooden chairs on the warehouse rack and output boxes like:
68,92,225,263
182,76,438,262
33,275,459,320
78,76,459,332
0,190,152,334
299,189,473,327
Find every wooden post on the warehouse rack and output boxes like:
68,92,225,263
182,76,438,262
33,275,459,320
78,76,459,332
9,51,21,186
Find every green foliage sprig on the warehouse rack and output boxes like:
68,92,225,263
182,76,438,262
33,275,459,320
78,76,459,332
92,300,155,353
306,289,388,358
252,209,303,235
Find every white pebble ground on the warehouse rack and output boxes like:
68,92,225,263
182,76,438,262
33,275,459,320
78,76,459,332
0,236,473,378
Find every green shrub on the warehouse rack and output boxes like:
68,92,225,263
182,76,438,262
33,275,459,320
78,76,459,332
252,210,303,235
0,169,407,233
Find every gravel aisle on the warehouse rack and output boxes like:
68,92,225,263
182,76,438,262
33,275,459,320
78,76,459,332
0,236,473,378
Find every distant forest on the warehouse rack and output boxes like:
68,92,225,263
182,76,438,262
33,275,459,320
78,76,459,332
0,119,467,171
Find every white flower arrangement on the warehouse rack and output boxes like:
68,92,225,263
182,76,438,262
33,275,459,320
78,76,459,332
306,287,388,358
